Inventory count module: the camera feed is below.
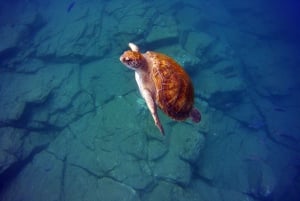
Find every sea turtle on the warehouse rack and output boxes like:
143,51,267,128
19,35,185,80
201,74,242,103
120,43,201,135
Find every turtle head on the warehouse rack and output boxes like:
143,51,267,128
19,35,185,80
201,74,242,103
120,50,146,71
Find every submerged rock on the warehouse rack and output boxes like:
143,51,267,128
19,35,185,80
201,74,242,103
143,181,184,201
97,177,140,201
0,128,25,174
183,31,216,59
152,153,192,186
0,63,75,123
148,140,168,161
0,151,63,201
170,123,205,163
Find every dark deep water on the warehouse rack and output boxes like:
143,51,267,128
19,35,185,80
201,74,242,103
0,0,300,201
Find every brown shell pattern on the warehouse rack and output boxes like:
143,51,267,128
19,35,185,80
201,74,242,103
146,51,194,121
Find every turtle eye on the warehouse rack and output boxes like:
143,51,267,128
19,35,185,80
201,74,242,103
124,57,132,62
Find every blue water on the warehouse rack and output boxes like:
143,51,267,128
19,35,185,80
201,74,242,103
0,0,299,201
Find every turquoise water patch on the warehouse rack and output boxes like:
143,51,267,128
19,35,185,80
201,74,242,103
0,0,299,201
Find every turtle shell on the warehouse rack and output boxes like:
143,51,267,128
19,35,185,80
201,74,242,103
146,51,194,121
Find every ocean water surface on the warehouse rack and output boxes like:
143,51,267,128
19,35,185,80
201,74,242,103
0,0,299,200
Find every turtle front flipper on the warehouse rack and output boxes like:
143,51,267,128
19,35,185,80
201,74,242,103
141,87,165,135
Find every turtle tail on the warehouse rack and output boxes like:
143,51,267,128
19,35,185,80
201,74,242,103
190,107,201,123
